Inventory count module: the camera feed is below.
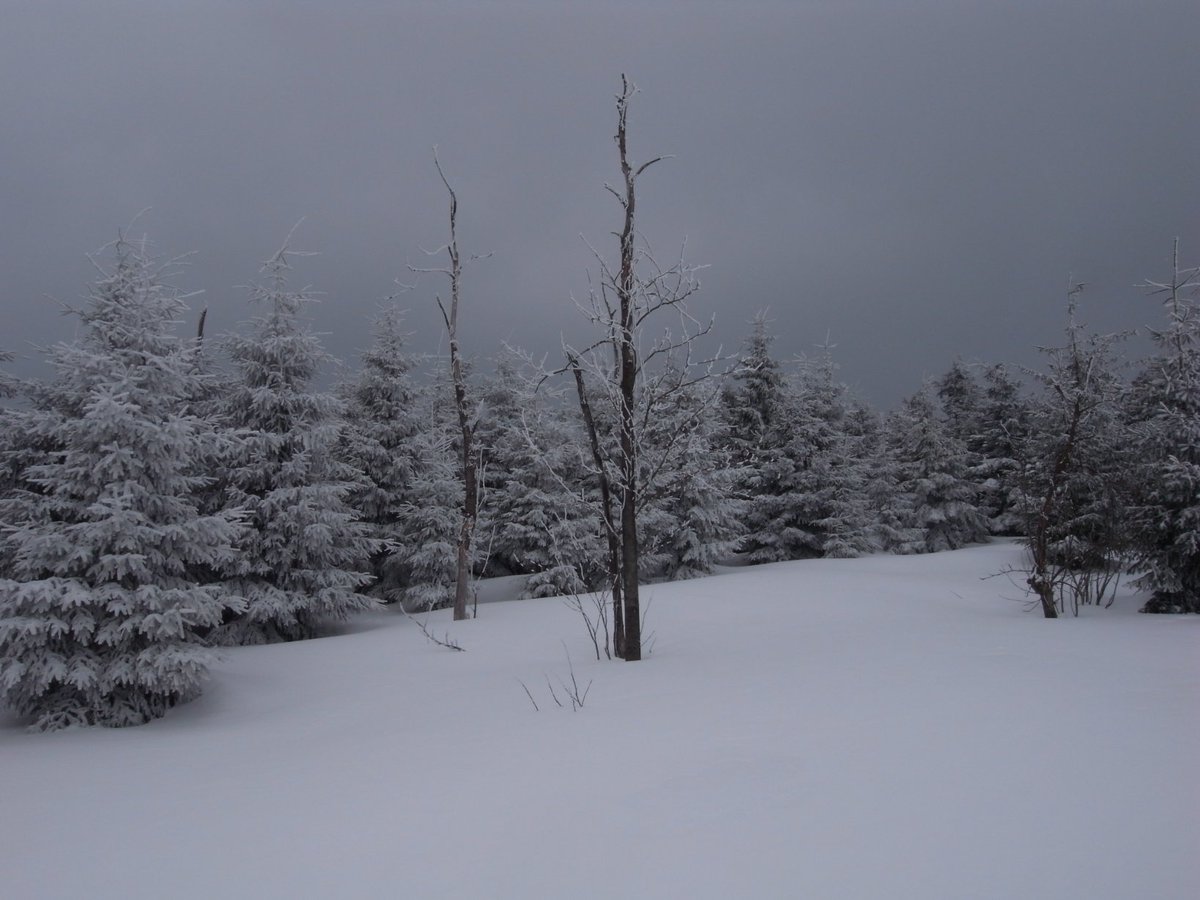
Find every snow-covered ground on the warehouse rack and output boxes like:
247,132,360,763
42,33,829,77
2,542,1197,899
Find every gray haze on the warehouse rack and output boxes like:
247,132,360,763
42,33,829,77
2,0,1197,408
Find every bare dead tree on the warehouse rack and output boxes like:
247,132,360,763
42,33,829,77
410,151,490,621
554,76,717,660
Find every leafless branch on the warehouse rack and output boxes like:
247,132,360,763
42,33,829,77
402,610,466,652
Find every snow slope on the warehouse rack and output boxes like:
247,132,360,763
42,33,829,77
2,543,1197,899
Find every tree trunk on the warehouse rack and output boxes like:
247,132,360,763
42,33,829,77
570,358,625,657
431,156,476,622
452,364,476,621
616,75,642,661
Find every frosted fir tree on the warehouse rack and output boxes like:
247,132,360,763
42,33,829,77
935,359,983,449
0,348,16,400
474,354,596,597
721,325,875,562
719,314,790,474
792,350,876,559
848,401,915,553
972,364,1030,535
889,386,988,554
391,381,462,611
640,376,743,580
0,238,246,730
339,305,423,600
718,316,807,561
474,353,543,577
936,358,1032,536
1127,243,1200,613
214,236,378,643
0,349,19,554
0,357,58,581
934,358,985,497
527,380,611,597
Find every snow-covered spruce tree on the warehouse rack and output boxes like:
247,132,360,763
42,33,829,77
639,372,743,580
0,348,16,400
214,236,378,644
720,328,874,562
718,316,805,562
0,359,56,582
393,417,461,612
935,359,1033,537
1127,242,1200,614
0,348,18,536
888,386,988,554
0,238,246,730
339,304,423,601
719,313,789,476
474,353,597,598
848,400,915,553
1013,284,1132,618
0,352,12,576
791,350,876,558
972,363,1030,535
935,358,983,450
475,353,543,578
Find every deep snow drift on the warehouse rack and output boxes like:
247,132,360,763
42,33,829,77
2,543,1197,899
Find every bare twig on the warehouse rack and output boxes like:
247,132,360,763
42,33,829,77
518,679,540,712
402,610,466,652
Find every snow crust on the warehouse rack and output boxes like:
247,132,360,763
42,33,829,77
2,542,1196,899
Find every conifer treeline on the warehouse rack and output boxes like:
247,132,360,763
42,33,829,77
1,237,1196,729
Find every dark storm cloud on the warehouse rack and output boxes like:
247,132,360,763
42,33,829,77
1,0,1197,406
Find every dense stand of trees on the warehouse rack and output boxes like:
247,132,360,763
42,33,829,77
1,84,1196,729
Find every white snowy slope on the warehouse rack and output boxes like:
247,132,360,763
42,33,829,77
2,543,1197,899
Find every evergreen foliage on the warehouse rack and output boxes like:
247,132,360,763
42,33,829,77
720,315,790,477
340,305,423,600
719,318,809,562
0,348,16,400
0,238,246,730
384,364,463,611
972,364,1030,535
1128,248,1200,613
475,355,598,597
214,237,378,643
394,425,461,611
721,321,874,562
889,387,988,554
935,358,983,448
851,402,915,553
0,349,20,576
792,352,876,559
640,376,743,580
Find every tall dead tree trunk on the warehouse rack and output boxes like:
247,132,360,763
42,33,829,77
614,76,644,660
416,153,481,622
559,76,707,661
570,356,625,657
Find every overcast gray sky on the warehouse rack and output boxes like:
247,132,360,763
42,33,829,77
2,0,1197,407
